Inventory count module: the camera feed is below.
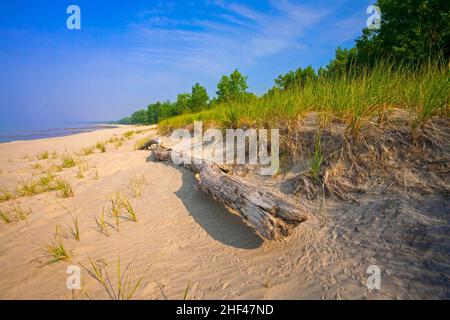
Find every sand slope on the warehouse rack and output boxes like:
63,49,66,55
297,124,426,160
0,126,448,299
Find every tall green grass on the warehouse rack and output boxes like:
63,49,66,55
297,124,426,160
159,62,449,133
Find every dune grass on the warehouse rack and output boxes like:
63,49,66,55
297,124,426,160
0,189,13,203
11,204,30,221
31,163,43,170
45,241,71,264
134,136,150,150
61,155,77,169
118,193,138,223
56,178,74,198
38,151,49,160
0,211,12,224
18,180,40,197
81,147,95,156
128,175,145,197
17,174,73,198
122,131,135,139
159,62,449,134
55,202,80,241
109,194,121,231
84,256,149,300
95,142,106,153
95,207,109,237
0,204,30,224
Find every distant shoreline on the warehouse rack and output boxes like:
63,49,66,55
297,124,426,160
0,123,122,144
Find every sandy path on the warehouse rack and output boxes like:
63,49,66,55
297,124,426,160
0,126,448,299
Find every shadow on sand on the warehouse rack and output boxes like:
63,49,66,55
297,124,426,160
146,154,263,249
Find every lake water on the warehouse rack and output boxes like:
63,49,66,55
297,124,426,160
0,123,117,143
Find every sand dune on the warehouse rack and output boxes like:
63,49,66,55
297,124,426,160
0,125,448,299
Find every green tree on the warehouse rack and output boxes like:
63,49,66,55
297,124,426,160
176,93,192,113
127,109,148,124
321,47,358,78
216,69,248,102
356,0,450,65
147,102,162,124
275,65,318,90
158,101,181,121
190,83,209,112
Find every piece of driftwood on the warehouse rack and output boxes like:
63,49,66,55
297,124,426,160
139,137,162,150
153,145,309,240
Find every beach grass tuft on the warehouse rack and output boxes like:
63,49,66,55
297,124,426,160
84,256,149,300
38,151,49,160
95,142,106,153
56,178,74,198
0,189,14,203
95,206,109,236
122,131,135,139
81,147,95,156
45,241,71,264
118,193,138,223
128,174,145,197
61,155,76,169
0,211,12,224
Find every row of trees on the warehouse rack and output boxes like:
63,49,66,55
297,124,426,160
119,69,252,124
120,0,449,125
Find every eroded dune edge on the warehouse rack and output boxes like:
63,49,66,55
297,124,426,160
0,121,448,300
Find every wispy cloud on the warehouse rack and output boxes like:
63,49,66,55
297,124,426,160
129,1,333,76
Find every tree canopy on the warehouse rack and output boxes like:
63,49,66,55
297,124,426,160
216,69,249,103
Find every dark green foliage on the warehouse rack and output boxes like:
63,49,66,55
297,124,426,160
118,82,211,125
356,0,450,65
190,83,209,112
216,69,249,103
275,65,318,90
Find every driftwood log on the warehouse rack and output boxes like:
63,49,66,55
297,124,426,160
152,145,309,240
138,137,162,150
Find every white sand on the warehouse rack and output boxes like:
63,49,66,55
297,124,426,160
0,125,448,299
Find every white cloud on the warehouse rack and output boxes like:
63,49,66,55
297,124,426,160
129,1,332,77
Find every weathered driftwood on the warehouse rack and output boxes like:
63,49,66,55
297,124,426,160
153,145,309,240
139,137,162,150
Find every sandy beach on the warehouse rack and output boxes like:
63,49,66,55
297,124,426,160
0,125,448,300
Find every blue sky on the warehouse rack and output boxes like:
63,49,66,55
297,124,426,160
0,0,373,128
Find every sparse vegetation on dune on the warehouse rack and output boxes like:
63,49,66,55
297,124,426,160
44,241,71,264
0,211,12,224
128,174,146,197
0,188,13,203
134,136,151,150
95,207,109,236
81,147,94,156
0,204,30,224
37,151,49,160
159,62,449,135
95,142,106,153
118,193,138,223
61,155,76,169
56,202,80,241
83,256,150,300
122,131,135,139
55,178,74,198
16,174,74,199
